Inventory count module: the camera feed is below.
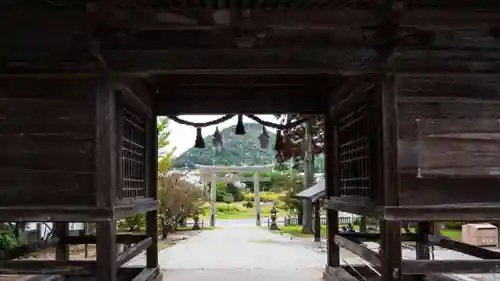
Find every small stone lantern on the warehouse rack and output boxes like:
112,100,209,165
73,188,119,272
269,205,280,230
192,211,201,230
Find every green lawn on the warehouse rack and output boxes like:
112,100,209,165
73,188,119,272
274,225,462,241
200,202,286,220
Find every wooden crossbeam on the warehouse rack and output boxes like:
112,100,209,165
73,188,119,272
402,259,500,274
339,232,419,242
0,260,96,275
62,234,148,245
116,238,153,268
132,266,161,281
427,235,500,259
0,206,112,222
0,48,378,76
155,93,326,114
334,235,381,268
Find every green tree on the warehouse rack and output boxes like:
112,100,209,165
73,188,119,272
158,117,175,173
279,172,305,222
158,173,204,238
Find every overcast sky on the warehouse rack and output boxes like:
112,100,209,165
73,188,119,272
166,115,279,156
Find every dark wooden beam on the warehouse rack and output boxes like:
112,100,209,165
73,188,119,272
0,206,112,222
95,72,118,208
334,235,381,267
384,203,500,221
154,94,327,114
324,266,359,281
400,10,500,30
116,238,153,268
402,259,500,274
1,48,378,76
96,221,117,281
138,9,378,28
388,48,500,74
156,73,331,86
427,235,500,259
62,234,148,245
162,86,325,97
95,73,120,281
54,222,69,261
324,107,340,267
114,199,158,219
379,73,402,281
0,260,96,275
146,115,159,269
339,232,418,242
324,197,382,217
132,266,161,281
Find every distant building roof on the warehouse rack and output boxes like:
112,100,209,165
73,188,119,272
294,179,325,202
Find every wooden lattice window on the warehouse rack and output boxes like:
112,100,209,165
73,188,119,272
121,108,147,199
338,105,371,198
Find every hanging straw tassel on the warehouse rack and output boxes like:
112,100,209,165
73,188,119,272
194,128,205,148
235,114,246,135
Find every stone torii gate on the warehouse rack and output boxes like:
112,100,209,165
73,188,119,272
197,164,274,227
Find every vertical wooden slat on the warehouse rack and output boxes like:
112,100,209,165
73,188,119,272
325,108,340,267
94,73,119,281
380,75,402,281
54,222,69,260
146,115,159,269
314,201,321,242
115,91,124,200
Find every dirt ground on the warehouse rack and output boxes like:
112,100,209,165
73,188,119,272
1,229,202,281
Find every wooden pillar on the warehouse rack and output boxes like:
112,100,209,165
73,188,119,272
325,110,340,267
210,172,216,227
95,73,119,281
314,201,321,242
146,115,158,268
303,120,314,234
379,75,402,281
96,221,117,281
360,216,367,233
254,172,261,226
54,222,69,260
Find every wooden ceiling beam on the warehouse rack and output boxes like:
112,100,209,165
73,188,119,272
153,92,327,114
1,48,378,76
154,73,331,86
107,29,373,50
388,48,500,74
158,86,326,97
400,10,500,30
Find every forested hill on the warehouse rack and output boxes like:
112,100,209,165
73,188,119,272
172,123,277,169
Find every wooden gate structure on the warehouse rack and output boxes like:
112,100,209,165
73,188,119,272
2,1,500,281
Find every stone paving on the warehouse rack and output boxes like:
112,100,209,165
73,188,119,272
128,219,332,281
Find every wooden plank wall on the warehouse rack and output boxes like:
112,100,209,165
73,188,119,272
0,78,97,206
396,76,500,206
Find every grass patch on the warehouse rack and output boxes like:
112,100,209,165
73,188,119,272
200,202,286,220
440,229,461,241
158,242,170,250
